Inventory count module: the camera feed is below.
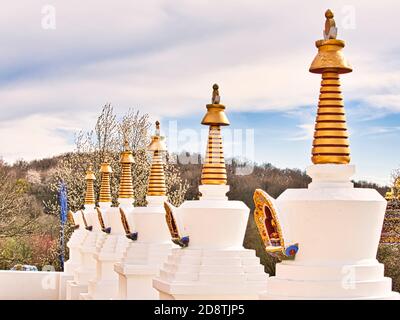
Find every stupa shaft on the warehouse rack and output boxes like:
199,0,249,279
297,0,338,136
312,71,350,164
99,172,112,202
99,162,112,203
119,164,133,198
201,125,227,185
148,150,167,196
84,166,96,205
118,141,135,199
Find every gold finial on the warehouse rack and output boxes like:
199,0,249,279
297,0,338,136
99,161,113,203
309,10,352,165
201,84,230,185
84,164,96,205
147,121,167,196
212,83,220,104
324,9,337,40
124,139,130,151
118,140,134,199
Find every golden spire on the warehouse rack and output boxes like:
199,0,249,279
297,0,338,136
118,140,134,199
147,121,167,196
99,160,113,203
309,9,352,165
84,164,96,205
200,84,230,185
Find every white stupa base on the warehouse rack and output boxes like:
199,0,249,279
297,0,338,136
82,234,128,300
65,231,106,300
60,247,83,300
260,260,399,300
261,164,399,300
59,273,74,300
115,242,173,300
153,248,268,300
66,280,88,300
115,264,159,300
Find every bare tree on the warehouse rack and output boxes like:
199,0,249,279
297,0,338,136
44,104,188,217
0,165,40,239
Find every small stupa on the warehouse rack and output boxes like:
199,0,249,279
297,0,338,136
115,121,174,300
82,146,133,300
256,10,399,300
66,165,106,300
58,209,87,300
153,84,268,300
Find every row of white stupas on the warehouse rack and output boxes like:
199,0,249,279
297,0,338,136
0,9,399,300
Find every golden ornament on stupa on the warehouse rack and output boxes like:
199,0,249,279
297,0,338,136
200,84,230,185
84,164,96,205
99,160,113,203
118,140,135,199
309,9,352,165
147,121,167,196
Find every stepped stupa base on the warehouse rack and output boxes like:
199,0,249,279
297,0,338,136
115,264,160,300
153,248,268,300
81,234,129,300
261,261,399,300
65,231,106,300
115,242,172,300
66,280,88,300
258,164,399,300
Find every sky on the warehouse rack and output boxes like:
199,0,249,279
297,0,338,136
0,0,399,185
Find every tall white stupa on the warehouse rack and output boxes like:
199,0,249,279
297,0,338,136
153,84,268,300
256,10,400,300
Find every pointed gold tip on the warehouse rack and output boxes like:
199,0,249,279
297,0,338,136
124,139,130,151
84,164,96,204
212,84,220,104
85,164,96,180
325,9,334,18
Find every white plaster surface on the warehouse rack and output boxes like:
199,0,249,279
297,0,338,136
261,164,400,300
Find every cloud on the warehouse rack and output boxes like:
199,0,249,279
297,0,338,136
0,115,76,163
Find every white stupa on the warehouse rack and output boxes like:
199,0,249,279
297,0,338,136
256,10,400,300
58,209,88,299
153,84,268,299
66,165,107,300
115,121,175,300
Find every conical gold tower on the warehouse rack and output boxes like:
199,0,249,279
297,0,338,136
201,84,230,185
118,140,135,199
309,9,352,165
147,121,167,196
84,165,96,205
99,161,113,203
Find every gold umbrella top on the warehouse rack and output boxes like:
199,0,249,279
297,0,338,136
120,140,135,164
201,84,230,126
310,9,352,74
148,121,167,152
85,164,96,181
